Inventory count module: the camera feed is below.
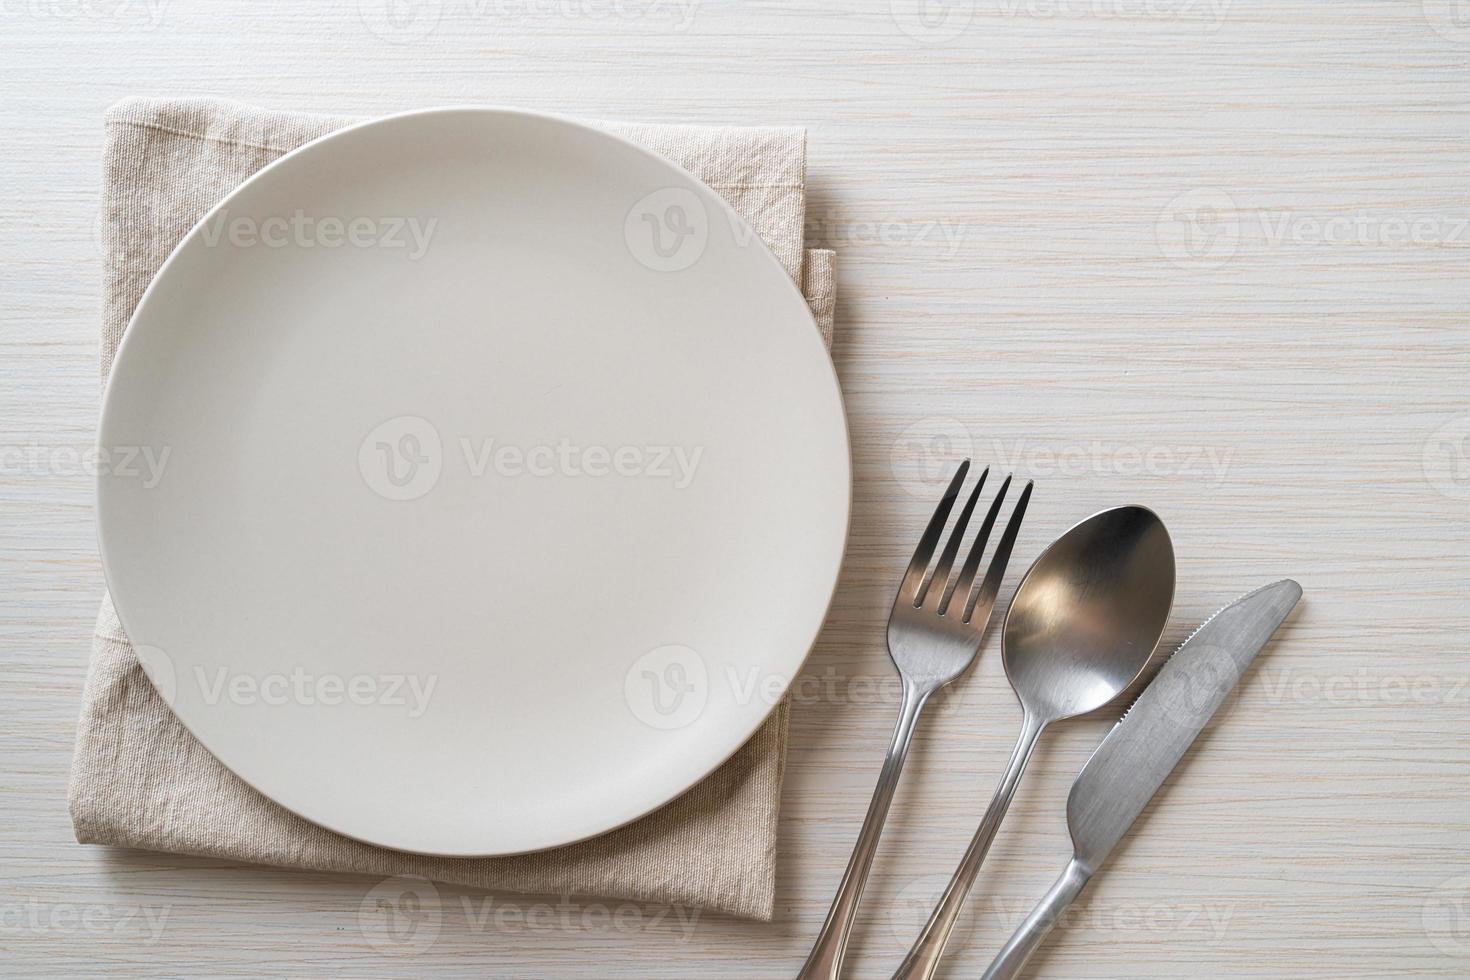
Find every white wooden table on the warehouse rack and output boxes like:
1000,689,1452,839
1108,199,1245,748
3,2,1468,976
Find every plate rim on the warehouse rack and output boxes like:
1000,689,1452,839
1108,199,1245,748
95,105,853,856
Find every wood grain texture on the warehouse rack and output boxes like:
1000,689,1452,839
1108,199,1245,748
2,1,1467,975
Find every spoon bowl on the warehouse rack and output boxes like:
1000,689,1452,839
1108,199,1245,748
1003,505,1175,720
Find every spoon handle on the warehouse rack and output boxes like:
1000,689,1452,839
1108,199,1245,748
891,712,1047,980
797,678,933,980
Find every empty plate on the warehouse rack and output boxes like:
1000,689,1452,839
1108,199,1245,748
97,108,850,855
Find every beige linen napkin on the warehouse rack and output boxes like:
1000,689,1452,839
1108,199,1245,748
70,97,836,922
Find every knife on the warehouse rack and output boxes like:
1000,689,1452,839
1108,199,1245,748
981,578,1302,980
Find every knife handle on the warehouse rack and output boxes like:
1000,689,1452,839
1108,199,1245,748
982,857,1093,980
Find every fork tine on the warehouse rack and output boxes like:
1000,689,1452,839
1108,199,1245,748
963,479,1033,626
923,467,988,611
898,459,969,604
944,473,1011,616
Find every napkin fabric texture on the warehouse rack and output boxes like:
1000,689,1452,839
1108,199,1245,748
69,97,836,922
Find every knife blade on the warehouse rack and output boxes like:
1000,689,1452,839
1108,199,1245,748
982,579,1302,980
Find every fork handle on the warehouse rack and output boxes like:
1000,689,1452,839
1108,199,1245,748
796,678,932,980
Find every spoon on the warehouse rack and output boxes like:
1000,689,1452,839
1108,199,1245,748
891,505,1175,980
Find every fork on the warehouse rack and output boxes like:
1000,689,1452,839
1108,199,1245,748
795,460,1032,980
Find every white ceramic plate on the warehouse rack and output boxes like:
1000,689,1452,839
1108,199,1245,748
97,108,849,856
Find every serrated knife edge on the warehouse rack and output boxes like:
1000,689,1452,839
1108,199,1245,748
1118,578,1301,724
1069,578,1302,865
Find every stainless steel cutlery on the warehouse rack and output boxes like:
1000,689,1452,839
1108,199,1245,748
795,459,1302,979
796,461,1032,980
892,506,1175,980
982,580,1302,979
